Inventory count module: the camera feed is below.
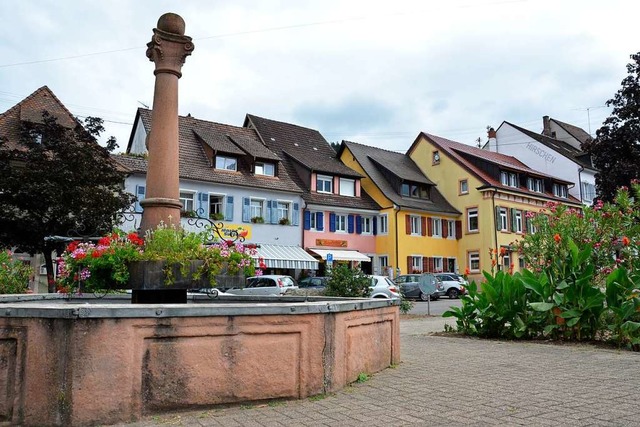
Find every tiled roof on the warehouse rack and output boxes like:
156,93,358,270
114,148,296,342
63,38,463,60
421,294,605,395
550,118,592,145
342,140,460,215
504,121,595,171
245,114,380,211
417,132,582,205
0,86,80,150
131,109,302,194
245,114,362,178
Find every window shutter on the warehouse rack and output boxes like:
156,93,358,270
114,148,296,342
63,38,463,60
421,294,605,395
422,257,429,272
329,213,336,232
524,211,530,233
303,211,311,230
292,203,300,226
270,200,279,224
198,193,209,218
455,220,462,240
135,185,146,213
355,215,362,234
405,215,411,235
225,196,234,221
348,214,355,234
242,197,250,222
511,208,517,232
442,221,449,238
407,256,412,273
317,212,324,231
428,257,435,272
495,206,502,231
426,217,432,237
372,216,377,235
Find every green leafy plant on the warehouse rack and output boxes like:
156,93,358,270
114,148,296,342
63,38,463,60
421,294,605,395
603,268,640,349
250,216,264,224
324,265,370,298
355,372,370,383
278,217,290,225
209,212,224,221
0,250,31,294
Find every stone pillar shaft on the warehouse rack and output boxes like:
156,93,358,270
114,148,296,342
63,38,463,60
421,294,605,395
139,14,194,233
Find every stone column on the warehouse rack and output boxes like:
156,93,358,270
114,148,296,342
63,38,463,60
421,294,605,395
140,13,194,233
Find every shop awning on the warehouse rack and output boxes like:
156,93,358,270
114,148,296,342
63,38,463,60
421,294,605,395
309,248,371,262
254,244,319,270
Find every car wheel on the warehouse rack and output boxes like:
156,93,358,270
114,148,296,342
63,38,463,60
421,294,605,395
419,291,430,301
447,288,459,299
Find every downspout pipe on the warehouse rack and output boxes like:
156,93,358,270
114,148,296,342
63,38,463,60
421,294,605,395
577,166,584,203
394,204,400,277
491,189,499,271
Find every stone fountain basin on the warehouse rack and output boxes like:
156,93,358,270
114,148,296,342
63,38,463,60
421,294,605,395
0,293,400,426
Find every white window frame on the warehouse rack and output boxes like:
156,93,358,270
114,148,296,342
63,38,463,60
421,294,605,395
469,251,480,272
215,155,237,171
527,177,543,193
499,207,508,231
255,162,275,176
179,190,195,212
277,201,290,222
309,211,317,230
460,179,469,194
379,214,389,235
502,248,511,269
447,220,456,239
553,183,568,198
335,213,347,232
339,178,355,197
317,175,333,194
361,216,373,234
410,215,421,235
378,255,389,275
411,256,423,273
432,218,442,237
467,208,478,232
250,198,264,219
433,256,443,273
582,182,596,202
209,193,225,217
515,210,523,234
401,183,410,196
501,171,518,188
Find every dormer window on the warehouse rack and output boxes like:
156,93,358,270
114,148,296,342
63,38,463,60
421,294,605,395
339,178,355,197
553,183,568,198
527,177,543,193
255,161,275,176
317,174,333,193
500,171,518,188
401,182,429,199
215,155,237,171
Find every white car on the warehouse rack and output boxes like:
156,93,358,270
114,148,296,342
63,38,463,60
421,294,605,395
434,273,468,299
369,275,401,299
225,275,298,296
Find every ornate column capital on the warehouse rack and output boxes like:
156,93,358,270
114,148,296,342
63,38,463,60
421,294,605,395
145,13,194,78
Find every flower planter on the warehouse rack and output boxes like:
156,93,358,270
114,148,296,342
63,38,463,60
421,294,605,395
127,260,208,290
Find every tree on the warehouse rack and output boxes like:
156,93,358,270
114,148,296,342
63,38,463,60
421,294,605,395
330,141,341,153
324,264,371,297
583,52,640,202
0,112,134,292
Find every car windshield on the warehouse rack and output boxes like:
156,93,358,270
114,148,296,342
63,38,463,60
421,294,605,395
279,276,296,287
382,277,395,287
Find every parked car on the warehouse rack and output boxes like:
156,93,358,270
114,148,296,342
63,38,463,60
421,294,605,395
369,275,401,299
298,276,329,290
225,275,298,296
434,273,468,299
394,274,443,301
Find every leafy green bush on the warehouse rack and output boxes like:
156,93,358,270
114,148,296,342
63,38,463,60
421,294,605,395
324,265,370,298
0,250,31,294
603,268,640,350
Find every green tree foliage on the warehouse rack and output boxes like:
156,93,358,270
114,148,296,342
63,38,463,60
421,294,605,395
324,264,371,297
0,112,134,291
583,52,640,202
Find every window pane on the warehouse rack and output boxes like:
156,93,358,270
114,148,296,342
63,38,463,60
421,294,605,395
339,178,355,197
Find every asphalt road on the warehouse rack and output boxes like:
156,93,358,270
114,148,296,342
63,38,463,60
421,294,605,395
407,297,462,316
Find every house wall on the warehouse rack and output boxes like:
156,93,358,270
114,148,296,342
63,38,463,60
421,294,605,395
548,122,582,150
121,176,304,247
495,124,595,204
129,116,147,154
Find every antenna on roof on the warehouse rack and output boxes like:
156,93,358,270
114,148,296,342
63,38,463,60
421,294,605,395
137,101,150,109
476,137,482,148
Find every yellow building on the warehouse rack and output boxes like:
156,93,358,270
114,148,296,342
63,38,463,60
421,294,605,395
408,132,582,282
338,141,461,277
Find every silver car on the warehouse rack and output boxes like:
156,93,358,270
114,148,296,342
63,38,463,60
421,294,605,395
369,275,401,299
225,275,298,296
434,273,468,299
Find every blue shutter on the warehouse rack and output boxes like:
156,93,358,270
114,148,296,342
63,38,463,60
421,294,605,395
329,213,336,232
348,214,355,234
303,211,311,230
265,200,272,223
271,200,279,224
317,212,324,231
242,197,250,222
373,216,377,235
225,196,234,221
198,193,209,218
135,185,145,212
292,203,299,226
355,215,362,234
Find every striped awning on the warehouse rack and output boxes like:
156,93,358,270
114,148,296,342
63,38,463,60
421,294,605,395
253,244,319,270
308,248,371,262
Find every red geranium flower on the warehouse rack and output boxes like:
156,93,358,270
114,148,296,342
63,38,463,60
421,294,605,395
66,241,79,253
98,236,111,247
127,233,144,246
622,236,630,246
553,233,561,243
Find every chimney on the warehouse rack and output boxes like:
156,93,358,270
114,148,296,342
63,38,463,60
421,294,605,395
542,115,551,137
486,127,497,151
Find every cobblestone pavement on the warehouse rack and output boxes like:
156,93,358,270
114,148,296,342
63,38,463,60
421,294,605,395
116,317,640,426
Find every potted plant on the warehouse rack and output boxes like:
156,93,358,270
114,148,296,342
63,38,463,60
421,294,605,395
209,212,225,221
251,216,264,224
180,210,197,218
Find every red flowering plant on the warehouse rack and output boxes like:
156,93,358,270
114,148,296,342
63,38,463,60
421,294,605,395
56,231,144,293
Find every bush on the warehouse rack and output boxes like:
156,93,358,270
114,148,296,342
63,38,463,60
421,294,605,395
324,265,370,298
0,250,31,294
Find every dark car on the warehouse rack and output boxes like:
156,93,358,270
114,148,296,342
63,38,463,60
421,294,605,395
298,276,329,289
394,274,443,301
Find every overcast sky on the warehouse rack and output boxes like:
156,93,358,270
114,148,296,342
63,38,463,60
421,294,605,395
0,0,637,152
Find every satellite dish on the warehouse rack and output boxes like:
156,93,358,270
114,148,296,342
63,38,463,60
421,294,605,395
418,274,437,295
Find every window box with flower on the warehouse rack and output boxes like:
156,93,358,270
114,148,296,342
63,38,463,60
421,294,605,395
251,216,264,224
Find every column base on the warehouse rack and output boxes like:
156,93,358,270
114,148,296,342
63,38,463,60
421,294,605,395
140,197,183,232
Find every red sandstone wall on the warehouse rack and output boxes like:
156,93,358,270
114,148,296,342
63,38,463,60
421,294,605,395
0,306,399,426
